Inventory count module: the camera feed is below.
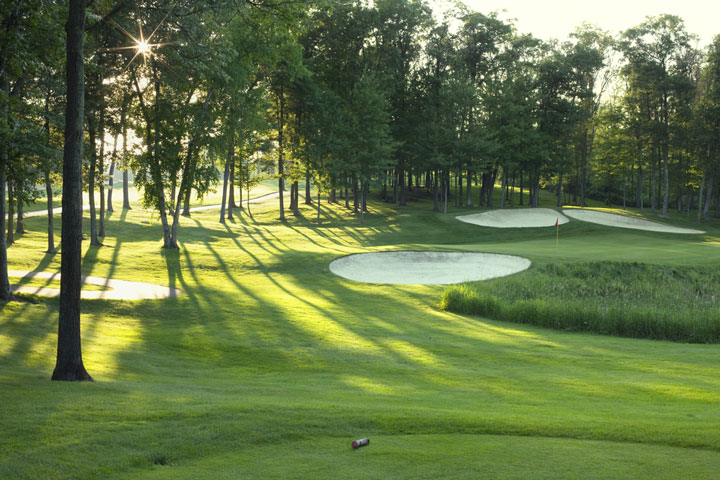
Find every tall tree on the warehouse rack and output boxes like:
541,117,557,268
52,0,92,382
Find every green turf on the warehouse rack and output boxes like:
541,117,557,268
1,187,720,479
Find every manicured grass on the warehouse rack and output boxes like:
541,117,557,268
441,262,720,343
1,189,720,479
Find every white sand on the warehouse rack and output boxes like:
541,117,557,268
562,209,705,234
457,208,569,228
329,251,531,285
8,270,182,300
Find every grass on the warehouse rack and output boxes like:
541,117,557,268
2,186,720,479
441,262,720,343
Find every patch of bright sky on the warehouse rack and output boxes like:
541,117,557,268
432,0,719,48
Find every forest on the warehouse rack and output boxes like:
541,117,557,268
2,0,720,246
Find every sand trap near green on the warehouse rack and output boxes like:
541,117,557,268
562,209,704,234
8,270,182,300
329,251,531,285
457,208,569,228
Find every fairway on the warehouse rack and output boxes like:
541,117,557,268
2,194,720,479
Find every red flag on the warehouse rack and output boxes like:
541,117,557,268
555,218,559,227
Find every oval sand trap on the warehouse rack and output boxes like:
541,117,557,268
329,251,531,285
562,209,704,234
457,208,569,228
8,270,182,300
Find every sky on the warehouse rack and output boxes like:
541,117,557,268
433,0,719,48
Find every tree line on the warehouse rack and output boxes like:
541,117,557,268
1,1,719,377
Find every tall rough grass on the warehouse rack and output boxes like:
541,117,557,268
440,262,720,343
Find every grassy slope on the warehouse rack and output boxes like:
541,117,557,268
1,187,720,479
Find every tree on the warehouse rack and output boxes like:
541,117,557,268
620,15,695,215
52,0,92,382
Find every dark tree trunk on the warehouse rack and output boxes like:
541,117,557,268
0,77,11,301
305,170,312,205
399,164,406,206
220,152,231,223
556,173,563,207
106,134,116,213
227,134,235,220
487,168,497,207
703,168,714,222
519,173,524,206
121,98,131,210
7,180,14,246
15,198,24,235
697,169,705,223
87,115,100,246
636,164,643,209
500,167,507,208
229,155,236,209
45,169,56,254
466,169,472,207
360,180,367,224
352,175,359,214
53,0,93,382
277,85,285,221
433,170,439,212
98,109,105,238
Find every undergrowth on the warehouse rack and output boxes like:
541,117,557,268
440,262,720,343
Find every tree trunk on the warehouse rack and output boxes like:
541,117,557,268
106,134,116,213
500,167,507,208
360,180,366,224
277,85,285,221
556,173,563,207
662,143,669,216
580,128,588,207
98,109,105,238
487,168,497,207
227,134,235,220
636,164,643,210
220,158,230,223
87,114,100,245
466,169,472,207
433,170,439,212
0,76,11,301
703,168,714,222
45,169,56,254
121,99,131,210
7,180,14,246
352,175,359,214
697,169,705,223
15,197,24,234
305,170,312,205
519,173,524,206
443,170,448,214
229,154,236,209
316,178,321,223
53,0,93,382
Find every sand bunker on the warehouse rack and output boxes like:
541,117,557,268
562,209,704,234
457,208,569,228
329,251,531,285
8,270,182,300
